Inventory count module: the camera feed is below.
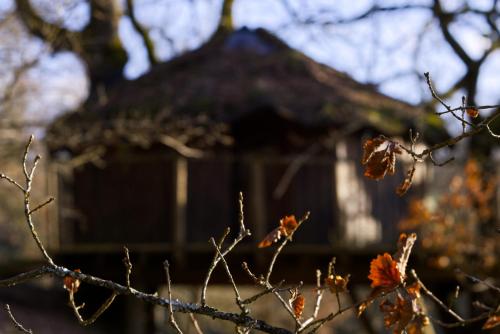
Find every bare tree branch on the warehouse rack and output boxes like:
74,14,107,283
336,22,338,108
125,0,158,65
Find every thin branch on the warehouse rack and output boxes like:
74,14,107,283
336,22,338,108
265,212,310,284
241,262,262,284
486,123,500,138
22,135,34,182
0,173,25,192
301,270,324,328
3,136,56,266
242,262,298,325
164,261,183,334
189,313,204,334
201,227,230,306
238,192,245,233
0,267,49,287
28,197,55,215
201,194,250,306
5,304,33,334
329,258,342,312
241,281,287,305
410,269,464,322
122,246,132,290
428,152,454,167
456,269,500,294
125,0,158,65
427,312,491,328
424,72,475,128
209,237,247,314
68,290,117,326
1,265,294,334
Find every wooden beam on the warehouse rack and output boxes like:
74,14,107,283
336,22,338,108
172,156,188,264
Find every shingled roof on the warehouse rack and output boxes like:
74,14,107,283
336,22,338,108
46,27,446,155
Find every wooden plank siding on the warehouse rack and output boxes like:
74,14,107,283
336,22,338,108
67,155,175,245
53,150,415,253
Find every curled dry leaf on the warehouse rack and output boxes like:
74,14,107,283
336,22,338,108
393,233,417,280
280,215,298,236
258,215,298,248
258,227,282,248
483,313,500,330
466,107,479,118
406,314,430,334
362,136,402,180
63,269,81,293
324,274,350,293
368,253,401,289
405,282,421,299
291,293,305,319
396,165,416,196
362,136,386,165
380,295,414,334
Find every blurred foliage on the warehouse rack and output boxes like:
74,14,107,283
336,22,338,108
399,159,497,272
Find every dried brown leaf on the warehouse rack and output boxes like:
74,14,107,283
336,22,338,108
396,166,416,196
466,107,479,118
368,253,401,289
362,136,386,164
362,138,401,180
279,215,298,236
258,227,282,248
380,296,414,334
63,269,81,293
324,274,350,293
291,293,305,319
393,233,417,280
483,313,500,330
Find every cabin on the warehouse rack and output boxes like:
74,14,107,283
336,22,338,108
45,27,446,285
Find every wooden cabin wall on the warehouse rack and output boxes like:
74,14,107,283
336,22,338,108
335,138,419,246
186,157,235,243
54,144,417,253
64,153,175,246
260,158,335,244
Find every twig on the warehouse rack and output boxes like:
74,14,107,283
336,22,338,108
456,269,500,293
441,104,500,114
242,262,299,325
265,212,310,284
0,173,25,192
201,193,250,306
410,269,464,322
241,281,287,305
329,258,342,311
164,261,183,334
189,313,204,334
424,73,475,128
22,135,34,182
122,246,132,290
301,270,324,328
209,237,247,314
427,312,491,328
201,227,230,306
241,262,262,284
5,304,33,333
12,136,55,266
486,122,500,138
68,290,117,326
28,197,55,215
312,270,323,319
428,152,454,167
238,192,246,233
0,137,56,266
